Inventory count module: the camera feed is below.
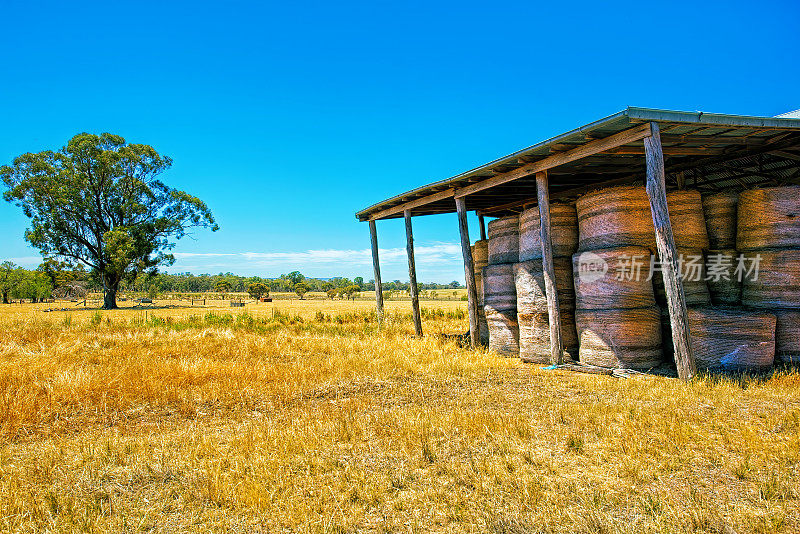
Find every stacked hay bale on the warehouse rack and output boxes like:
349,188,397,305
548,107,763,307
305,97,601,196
702,191,741,305
514,203,579,362
471,240,489,343
738,186,800,365
485,216,520,356
574,186,662,369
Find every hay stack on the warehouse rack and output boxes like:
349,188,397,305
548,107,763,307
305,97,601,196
518,311,578,363
572,247,656,309
518,203,578,261
514,258,577,362
705,249,741,305
702,192,738,249
485,309,519,357
484,263,518,357
575,307,662,369
666,190,710,250
775,310,800,364
738,186,800,251
472,240,489,342
741,250,800,308
576,186,656,251
688,308,776,371
514,258,574,314
652,248,711,307
488,215,520,265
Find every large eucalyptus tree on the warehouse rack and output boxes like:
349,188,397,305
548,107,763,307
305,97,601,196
2,133,218,309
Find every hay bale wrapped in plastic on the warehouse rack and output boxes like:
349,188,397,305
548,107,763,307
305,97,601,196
741,250,800,308
576,186,656,251
666,190,710,250
572,246,655,310
775,310,800,364
702,191,738,249
518,203,578,261
485,308,519,357
514,258,574,314
704,249,741,305
487,215,519,265
575,307,663,369
688,308,775,371
737,186,800,251
652,248,711,307
518,311,578,363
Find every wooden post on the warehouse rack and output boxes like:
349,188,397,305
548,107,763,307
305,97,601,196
456,197,480,346
369,219,385,322
404,210,423,336
478,213,487,241
644,122,696,380
536,170,564,365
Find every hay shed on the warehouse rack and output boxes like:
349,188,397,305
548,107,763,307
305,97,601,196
356,107,800,380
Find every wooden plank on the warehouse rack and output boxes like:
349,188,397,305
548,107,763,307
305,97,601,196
454,123,652,199
605,146,726,156
369,188,455,221
644,122,696,381
536,170,564,365
404,210,423,336
456,198,480,346
478,213,487,241
369,220,384,322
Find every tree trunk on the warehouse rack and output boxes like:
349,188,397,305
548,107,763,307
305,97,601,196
2,291,8,304
103,283,119,309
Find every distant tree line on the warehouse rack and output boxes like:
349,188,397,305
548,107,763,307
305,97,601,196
0,262,463,302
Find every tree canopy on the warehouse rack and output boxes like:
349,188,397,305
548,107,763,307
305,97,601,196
1,133,218,308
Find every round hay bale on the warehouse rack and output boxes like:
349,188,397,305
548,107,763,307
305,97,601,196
514,258,574,315
485,308,519,357
702,191,738,249
575,307,662,369
775,309,800,364
472,240,489,272
518,311,578,364
576,185,656,251
483,264,516,312
518,203,578,260
572,246,655,310
688,308,775,371
652,248,711,307
705,249,741,305
666,190,709,250
741,249,800,308
488,215,520,265
737,186,800,251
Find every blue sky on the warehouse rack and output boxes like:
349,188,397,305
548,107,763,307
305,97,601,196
1,0,798,283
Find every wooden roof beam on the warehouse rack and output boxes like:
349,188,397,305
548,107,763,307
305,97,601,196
453,123,653,199
368,188,455,221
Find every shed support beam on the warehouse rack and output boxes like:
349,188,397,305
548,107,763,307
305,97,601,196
369,220,384,322
478,213,487,241
536,170,564,365
644,122,696,380
404,210,423,336
456,198,480,346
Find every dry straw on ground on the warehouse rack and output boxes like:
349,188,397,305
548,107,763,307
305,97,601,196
0,302,799,532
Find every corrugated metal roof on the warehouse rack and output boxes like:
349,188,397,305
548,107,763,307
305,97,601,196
356,106,800,221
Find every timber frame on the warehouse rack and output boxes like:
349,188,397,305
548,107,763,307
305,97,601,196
357,107,800,380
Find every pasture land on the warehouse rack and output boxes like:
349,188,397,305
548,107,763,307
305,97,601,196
0,301,798,533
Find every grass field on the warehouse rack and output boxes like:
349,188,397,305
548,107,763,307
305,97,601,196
1,301,799,533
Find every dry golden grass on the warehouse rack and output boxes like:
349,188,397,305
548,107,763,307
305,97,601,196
0,302,798,533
